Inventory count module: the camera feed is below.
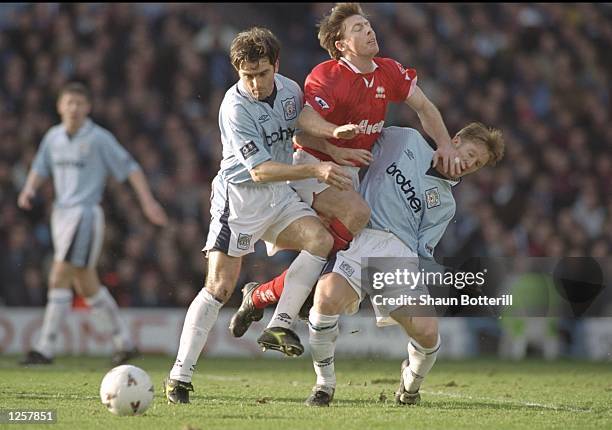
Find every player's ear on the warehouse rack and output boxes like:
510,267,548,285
335,40,345,53
274,59,279,73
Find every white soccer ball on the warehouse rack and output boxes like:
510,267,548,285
99,365,154,416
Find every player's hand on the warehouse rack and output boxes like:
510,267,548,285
432,143,466,178
17,188,35,210
315,162,353,191
329,146,373,167
142,199,168,226
333,124,360,140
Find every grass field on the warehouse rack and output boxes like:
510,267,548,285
1,355,611,429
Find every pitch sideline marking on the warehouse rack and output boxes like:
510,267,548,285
421,389,593,413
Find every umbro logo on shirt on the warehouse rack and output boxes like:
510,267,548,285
258,114,270,123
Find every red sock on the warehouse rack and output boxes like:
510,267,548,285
252,269,287,309
329,218,353,254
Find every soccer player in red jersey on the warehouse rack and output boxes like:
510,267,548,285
231,4,466,352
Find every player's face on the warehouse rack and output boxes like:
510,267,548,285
337,14,379,59
57,93,91,131
238,59,279,101
453,137,490,177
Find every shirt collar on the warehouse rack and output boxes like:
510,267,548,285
339,57,379,74
63,118,93,140
426,165,461,187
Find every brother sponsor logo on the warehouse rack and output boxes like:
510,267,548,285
386,162,422,213
265,127,295,146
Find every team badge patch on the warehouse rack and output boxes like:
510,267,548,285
281,97,297,120
237,233,252,250
240,141,259,160
425,187,441,209
314,96,330,109
338,261,355,278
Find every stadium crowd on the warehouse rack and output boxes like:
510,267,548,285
1,3,610,318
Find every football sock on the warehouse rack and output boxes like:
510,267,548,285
403,335,441,393
309,310,339,387
36,288,73,358
266,250,326,330
170,288,223,383
84,286,133,351
252,269,287,309
329,218,353,254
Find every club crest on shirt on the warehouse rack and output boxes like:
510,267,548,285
237,233,252,250
425,187,441,209
282,97,297,120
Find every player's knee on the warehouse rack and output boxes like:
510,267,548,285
414,320,439,348
302,226,333,257
204,281,232,304
346,199,370,232
314,287,347,315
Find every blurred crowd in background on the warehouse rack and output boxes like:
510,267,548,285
0,3,610,324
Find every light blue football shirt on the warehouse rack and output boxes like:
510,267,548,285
217,74,304,184
31,118,140,208
360,127,458,259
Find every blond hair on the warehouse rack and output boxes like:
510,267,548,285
457,122,505,166
317,3,366,60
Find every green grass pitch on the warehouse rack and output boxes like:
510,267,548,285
1,355,610,429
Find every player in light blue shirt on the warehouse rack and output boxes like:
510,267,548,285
305,123,505,406
164,27,355,405
17,82,168,366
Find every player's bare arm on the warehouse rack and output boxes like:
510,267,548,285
128,169,168,226
17,170,46,210
293,132,373,167
405,85,466,177
249,160,353,191
298,105,359,140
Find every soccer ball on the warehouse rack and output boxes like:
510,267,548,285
99,365,154,416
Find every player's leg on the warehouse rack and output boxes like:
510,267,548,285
257,215,333,356
305,272,359,407
73,267,138,365
245,176,369,314
20,261,75,365
390,312,440,405
165,251,242,404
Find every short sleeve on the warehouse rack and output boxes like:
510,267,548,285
221,103,271,170
31,131,53,178
99,131,140,182
385,60,418,102
304,69,337,118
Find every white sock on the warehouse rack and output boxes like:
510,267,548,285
170,289,223,383
403,335,441,393
36,288,73,358
267,250,326,330
84,286,133,351
309,310,339,388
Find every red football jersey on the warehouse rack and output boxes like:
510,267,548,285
298,57,418,162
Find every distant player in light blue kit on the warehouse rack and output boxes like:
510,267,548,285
17,83,168,366
163,27,356,404
304,123,505,406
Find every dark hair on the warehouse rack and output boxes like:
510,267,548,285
229,27,280,71
58,82,91,102
317,3,366,60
